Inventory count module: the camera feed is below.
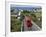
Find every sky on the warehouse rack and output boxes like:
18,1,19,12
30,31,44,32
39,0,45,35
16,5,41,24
11,4,41,10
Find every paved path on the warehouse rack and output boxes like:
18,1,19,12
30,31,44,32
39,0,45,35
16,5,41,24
23,20,41,31
31,21,41,31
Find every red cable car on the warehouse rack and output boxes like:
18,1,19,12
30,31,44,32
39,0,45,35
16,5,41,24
25,16,32,28
26,20,32,27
